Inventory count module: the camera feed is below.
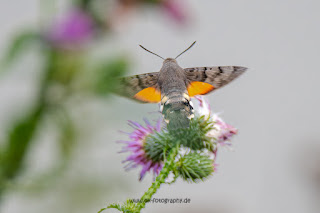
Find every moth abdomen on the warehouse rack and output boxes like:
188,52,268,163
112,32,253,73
161,92,194,130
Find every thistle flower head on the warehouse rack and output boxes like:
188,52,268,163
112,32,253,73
120,119,163,180
177,152,215,182
119,96,238,182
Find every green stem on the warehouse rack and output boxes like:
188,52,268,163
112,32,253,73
135,146,179,212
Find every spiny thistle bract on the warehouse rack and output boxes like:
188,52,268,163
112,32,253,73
168,115,215,151
177,152,214,182
143,115,215,162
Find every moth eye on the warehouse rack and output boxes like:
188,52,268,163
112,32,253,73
183,101,190,106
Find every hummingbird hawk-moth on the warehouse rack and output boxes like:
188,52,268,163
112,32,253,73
116,42,246,130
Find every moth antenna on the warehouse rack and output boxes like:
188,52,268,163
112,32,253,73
139,45,165,60
175,41,196,59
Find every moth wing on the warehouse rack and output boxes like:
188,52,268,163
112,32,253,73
116,72,161,103
184,66,247,97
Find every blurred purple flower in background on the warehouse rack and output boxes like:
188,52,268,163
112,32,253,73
46,8,94,48
119,119,163,180
161,0,188,24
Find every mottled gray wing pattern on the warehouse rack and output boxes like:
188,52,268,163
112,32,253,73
184,66,247,89
116,72,160,102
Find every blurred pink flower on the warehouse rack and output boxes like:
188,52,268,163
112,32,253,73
161,0,188,24
108,0,188,30
46,8,94,47
119,119,163,180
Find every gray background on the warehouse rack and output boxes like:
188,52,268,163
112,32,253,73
1,0,319,213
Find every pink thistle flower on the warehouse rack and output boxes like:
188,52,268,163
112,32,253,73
46,8,94,48
194,95,238,149
213,115,238,145
119,119,163,180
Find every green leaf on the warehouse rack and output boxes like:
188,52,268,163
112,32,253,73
1,31,41,71
0,105,43,182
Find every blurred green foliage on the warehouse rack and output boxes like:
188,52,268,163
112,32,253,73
0,0,189,211
95,58,129,95
0,26,129,203
1,31,42,70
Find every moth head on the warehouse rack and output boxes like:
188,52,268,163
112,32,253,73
163,58,177,64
